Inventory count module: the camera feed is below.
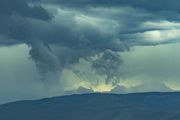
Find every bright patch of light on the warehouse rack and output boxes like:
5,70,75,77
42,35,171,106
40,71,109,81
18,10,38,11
143,21,180,29
139,20,180,43
92,84,114,92
136,29,180,43
164,82,180,91
144,30,162,41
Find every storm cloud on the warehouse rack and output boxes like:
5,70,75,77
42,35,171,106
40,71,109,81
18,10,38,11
0,0,180,103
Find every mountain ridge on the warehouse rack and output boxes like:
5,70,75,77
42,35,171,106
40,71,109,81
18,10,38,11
1,92,180,120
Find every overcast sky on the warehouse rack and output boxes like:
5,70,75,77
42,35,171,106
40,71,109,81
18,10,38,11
1,0,180,104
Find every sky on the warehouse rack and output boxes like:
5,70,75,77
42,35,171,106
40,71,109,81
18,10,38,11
0,0,180,104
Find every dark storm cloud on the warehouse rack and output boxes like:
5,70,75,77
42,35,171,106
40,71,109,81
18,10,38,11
92,50,123,84
35,0,180,12
1,0,180,84
0,0,51,45
0,0,51,20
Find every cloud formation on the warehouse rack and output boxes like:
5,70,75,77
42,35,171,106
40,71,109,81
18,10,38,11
1,0,180,103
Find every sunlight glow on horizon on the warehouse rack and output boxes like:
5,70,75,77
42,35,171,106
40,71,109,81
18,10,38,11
91,84,114,92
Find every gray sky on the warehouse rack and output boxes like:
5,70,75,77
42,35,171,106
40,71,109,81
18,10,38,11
0,0,180,104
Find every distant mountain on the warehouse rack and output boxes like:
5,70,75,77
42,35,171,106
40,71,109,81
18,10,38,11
64,87,93,95
1,92,180,120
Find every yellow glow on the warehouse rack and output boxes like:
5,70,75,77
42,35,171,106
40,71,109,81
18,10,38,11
164,82,180,91
92,84,114,92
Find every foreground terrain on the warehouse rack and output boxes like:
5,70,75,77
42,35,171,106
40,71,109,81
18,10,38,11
0,92,180,120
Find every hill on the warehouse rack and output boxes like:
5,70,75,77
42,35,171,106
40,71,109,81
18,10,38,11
1,92,180,120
